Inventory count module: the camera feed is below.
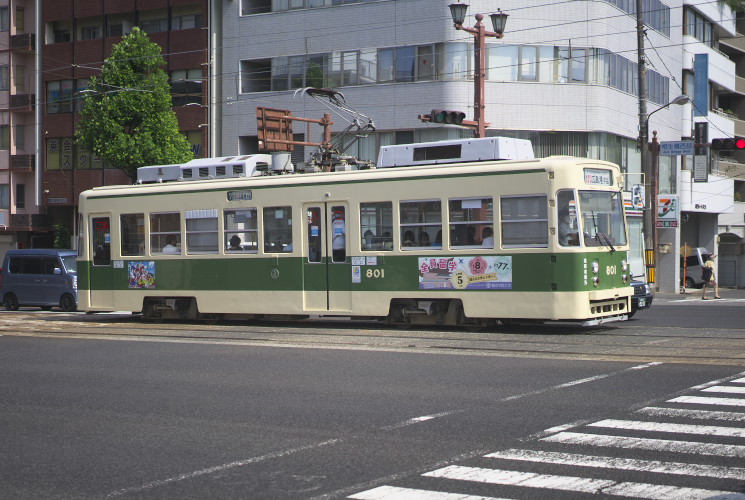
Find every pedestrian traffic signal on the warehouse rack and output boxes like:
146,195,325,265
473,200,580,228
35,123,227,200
430,109,466,125
710,137,745,151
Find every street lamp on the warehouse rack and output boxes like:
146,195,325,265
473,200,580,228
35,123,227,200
448,3,507,138
642,94,690,288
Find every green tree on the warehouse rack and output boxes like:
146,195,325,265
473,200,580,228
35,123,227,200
53,223,70,249
720,0,744,10
75,27,193,181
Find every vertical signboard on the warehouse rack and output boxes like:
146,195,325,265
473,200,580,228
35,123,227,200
693,121,709,183
694,54,708,117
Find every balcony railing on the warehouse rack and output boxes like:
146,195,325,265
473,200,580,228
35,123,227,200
10,154,34,171
10,33,35,52
8,214,49,232
713,157,745,180
10,94,34,112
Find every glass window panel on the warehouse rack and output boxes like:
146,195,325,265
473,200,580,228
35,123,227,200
150,212,181,254
500,195,548,247
519,46,538,81
121,214,145,256
400,200,441,249
92,217,111,265
361,202,393,251
185,210,218,253
225,209,258,253
378,48,394,82
416,45,434,81
263,206,293,252
395,46,415,82
359,49,377,84
488,45,517,81
448,198,493,248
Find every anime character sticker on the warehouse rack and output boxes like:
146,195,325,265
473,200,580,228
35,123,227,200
128,261,156,289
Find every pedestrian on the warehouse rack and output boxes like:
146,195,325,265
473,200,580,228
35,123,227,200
701,254,721,300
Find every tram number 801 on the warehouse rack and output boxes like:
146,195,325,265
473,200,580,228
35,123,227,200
366,268,385,279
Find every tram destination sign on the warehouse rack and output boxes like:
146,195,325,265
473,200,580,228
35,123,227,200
660,140,694,156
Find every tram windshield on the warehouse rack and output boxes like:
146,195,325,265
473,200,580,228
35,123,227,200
578,190,627,247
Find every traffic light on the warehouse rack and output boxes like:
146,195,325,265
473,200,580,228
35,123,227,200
430,109,466,125
710,137,745,151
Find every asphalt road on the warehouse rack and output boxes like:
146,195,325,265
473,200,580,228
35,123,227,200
1,294,744,499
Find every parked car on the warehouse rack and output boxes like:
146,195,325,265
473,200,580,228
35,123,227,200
680,247,712,289
0,249,78,311
629,277,653,318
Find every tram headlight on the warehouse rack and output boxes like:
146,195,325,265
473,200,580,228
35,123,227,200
593,276,600,287
622,273,629,283
621,259,628,271
592,261,599,274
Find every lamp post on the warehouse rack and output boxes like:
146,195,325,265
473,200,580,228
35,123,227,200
642,94,690,287
448,3,507,138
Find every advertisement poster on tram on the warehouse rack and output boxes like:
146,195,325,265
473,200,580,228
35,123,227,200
418,256,512,290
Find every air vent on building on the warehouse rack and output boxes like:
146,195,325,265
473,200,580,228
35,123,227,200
183,169,193,179
199,167,209,178
216,166,226,176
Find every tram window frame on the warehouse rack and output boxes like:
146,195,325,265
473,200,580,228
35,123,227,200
120,213,146,256
263,206,293,253
500,195,548,248
224,209,258,253
331,206,347,263
556,190,580,247
400,199,442,250
91,216,111,266
448,197,493,249
360,202,393,251
185,209,218,254
150,212,182,255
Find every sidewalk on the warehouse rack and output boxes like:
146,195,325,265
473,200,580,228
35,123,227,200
654,287,745,303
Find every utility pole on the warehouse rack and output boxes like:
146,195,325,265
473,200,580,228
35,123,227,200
637,0,654,284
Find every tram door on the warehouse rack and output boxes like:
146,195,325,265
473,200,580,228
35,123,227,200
88,214,114,309
302,202,352,312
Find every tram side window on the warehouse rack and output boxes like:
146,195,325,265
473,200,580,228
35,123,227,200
449,198,493,248
307,207,322,263
399,200,441,249
360,202,393,251
186,209,218,253
92,216,111,265
150,212,181,254
263,206,293,252
500,195,548,247
225,209,258,253
121,213,145,256
556,190,580,247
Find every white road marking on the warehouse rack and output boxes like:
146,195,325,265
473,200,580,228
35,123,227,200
105,438,340,498
348,485,511,500
702,385,745,394
485,449,745,480
589,418,745,438
381,411,460,430
423,465,731,499
638,406,745,422
669,395,745,407
542,431,745,457
733,377,745,383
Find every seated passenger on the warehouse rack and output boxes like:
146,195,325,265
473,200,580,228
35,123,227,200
228,235,243,251
481,227,494,248
162,235,180,253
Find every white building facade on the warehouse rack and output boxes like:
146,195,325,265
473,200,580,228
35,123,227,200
218,0,739,291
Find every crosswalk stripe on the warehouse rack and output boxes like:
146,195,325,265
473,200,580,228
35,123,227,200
589,419,745,438
423,465,731,500
348,485,511,500
669,395,745,407
732,377,745,384
541,431,745,457
702,385,745,394
637,406,745,422
484,449,745,479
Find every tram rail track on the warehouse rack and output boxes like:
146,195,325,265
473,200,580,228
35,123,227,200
2,311,745,365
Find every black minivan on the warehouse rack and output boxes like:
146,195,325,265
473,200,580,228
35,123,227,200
0,249,78,311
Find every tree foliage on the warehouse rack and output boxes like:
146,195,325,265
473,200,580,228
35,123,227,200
720,0,744,11
75,27,193,181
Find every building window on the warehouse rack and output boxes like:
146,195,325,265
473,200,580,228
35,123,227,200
121,214,145,256
15,7,24,32
15,184,25,209
185,209,218,253
171,69,202,106
47,80,74,114
50,21,72,43
172,5,202,30
0,66,8,90
684,7,714,47
14,65,25,93
140,9,168,34
241,60,272,93
0,7,9,31
501,195,548,248
263,206,293,253
400,200,441,249
79,18,103,40
0,185,8,209
14,125,24,151
225,209,258,253
0,126,9,150
150,213,181,254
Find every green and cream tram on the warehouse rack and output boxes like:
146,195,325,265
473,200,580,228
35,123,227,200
77,137,632,327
